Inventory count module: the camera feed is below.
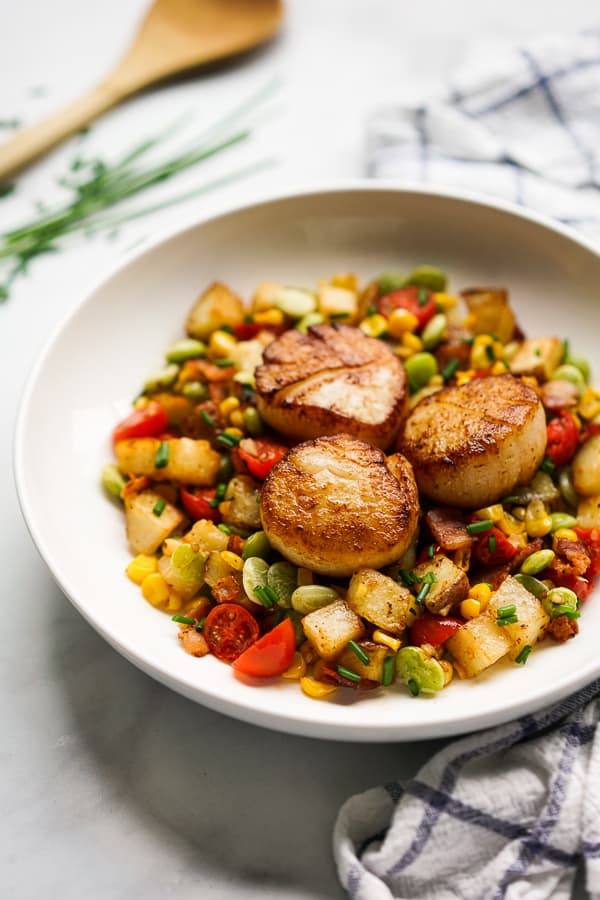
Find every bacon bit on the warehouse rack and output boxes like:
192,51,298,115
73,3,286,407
511,538,544,572
434,326,472,371
209,382,229,404
120,474,151,499
212,575,245,604
178,626,210,657
475,564,511,590
540,379,580,412
426,508,473,551
227,534,245,556
550,539,591,578
319,666,379,691
547,615,579,642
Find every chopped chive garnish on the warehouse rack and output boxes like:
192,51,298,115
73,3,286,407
407,678,420,696
243,314,254,323
220,325,234,335
421,572,437,585
488,533,497,553
200,409,214,426
466,519,494,535
330,311,349,319
215,358,235,368
382,655,395,686
263,584,279,604
196,615,206,631
502,495,520,505
462,336,475,345
496,604,516,617
217,523,232,534
496,614,518,626
415,582,431,605
253,585,274,608
336,665,361,683
399,569,417,586
217,432,241,448
215,483,227,501
441,358,460,380
485,344,495,361
515,644,532,665
417,288,429,306
552,605,580,619
534,347,542,357
427,543,436,559
562,338,570,363
172,614,195,625
154,440,169,469
153,498,166,516
366,303,377,316
348,640,370,665
540,456,555,475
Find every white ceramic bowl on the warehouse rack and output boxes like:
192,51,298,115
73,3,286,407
15,184,600,741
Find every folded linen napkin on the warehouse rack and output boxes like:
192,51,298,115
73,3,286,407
334,32,600,900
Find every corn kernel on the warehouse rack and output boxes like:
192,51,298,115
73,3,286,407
468,583,492,609
229,409,245,428
460,597,481,619
433,292,458,311
141,572,170,607
220,550,244,571
372,629,402,652
463,313,477,330
553,528,579,545
224,427,244,439
498,512,526,535
254,308,285,326
402,332,424,352
219,396,240,418
218,500,232,517
281,651,307,680
456,369,476,386
491,360,508,375
300,676,337,699
126,554,158,584
359,314,388,338
394,345,414,360
470,334,501,370
166,590,183,612
578,387,600,420
133,396,150,410
387,308,419,338
526,516,553,538
209,330,237,358
473,504,503,523
429,374,444,386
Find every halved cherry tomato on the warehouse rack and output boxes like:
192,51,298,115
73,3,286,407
410,614,464,647
546,411,579,466
574,528,600,578
112,400,168,443
180,486,220,522
377,285,437,328
204,603,259,661
238,437,289,480
472,527,518,566
232,618,296,677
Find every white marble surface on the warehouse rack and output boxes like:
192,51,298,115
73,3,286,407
1,1,597,897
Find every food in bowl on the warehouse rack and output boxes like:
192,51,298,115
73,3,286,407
102,266,600,700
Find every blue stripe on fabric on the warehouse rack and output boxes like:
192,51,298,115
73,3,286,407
406,780,578,867
520,49,596,185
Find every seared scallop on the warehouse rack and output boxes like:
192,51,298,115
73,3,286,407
399,373,546,509
260,433,420,577
254,323,408,450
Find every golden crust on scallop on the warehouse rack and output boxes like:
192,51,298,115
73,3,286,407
260,433,420,577
254,323,408,450
398,373,547,509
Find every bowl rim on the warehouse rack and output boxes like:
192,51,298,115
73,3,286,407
13,180,600,741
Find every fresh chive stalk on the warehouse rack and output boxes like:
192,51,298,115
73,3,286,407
337,665,361,683
153,498,166,517
466,519,494,535
154,441,169,469
172,614,195,625
348,640,370,665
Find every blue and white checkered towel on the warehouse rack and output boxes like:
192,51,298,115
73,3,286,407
334,32,600,900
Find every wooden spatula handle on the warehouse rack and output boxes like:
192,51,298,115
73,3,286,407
0,81,123,183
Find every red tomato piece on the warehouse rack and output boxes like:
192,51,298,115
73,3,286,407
410,614,464,647
551,572,593,602
472,527,518,566
112,401,168,443
233,321,285,341
546,411,579,466
232,618,296,677
204,603,259,662
180,486,220,522
238,437,289,480
377,285,437,328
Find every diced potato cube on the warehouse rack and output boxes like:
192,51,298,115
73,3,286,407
204,550,239,588
252,281,285,312
317,282,359,322
488,575,549,659
115,437,220,486
302,599,365,661
577,494,600,529
412,555,470,615
186,282,245,339
184,519,230,552
228,338,266,376
446,613,513,678
347,568,413,634
573,435,600,497
509,337,563,382
461,287,515,343
222,475,262,531
124,490,185,555
337,641,393,683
